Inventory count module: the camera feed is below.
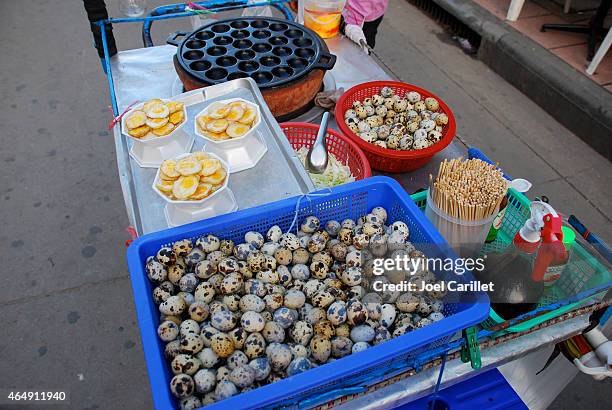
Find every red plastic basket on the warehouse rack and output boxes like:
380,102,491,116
280,122,372,181
335,81,457,173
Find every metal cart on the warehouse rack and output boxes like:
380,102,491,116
88,1,611,408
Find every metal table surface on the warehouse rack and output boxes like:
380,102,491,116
109,36,466,235
107,34,581,410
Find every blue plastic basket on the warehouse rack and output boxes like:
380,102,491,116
127,176,489,409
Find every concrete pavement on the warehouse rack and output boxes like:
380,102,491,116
0,0,609,409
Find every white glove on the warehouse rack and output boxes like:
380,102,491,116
345,24,369,54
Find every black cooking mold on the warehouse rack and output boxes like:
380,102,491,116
167,17,336,88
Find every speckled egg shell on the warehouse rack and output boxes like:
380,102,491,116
195,234,219,253
350,325,375,343
274,247,293,266
287,264,307,281
210,333,235,358
352,341,369,353
210,309,237,332
194,369,216,394
267,343,292,371
346,300,369,325
380,304,397,328
244,332,267,359
326,301,347,325
341,266,362,286
214,380,238,400
291,248,309,266
331,336,354,358
184,248,206,269
273,307,298,329
279,233,300,251
153,285,172,305
194,260,217,280
196,348,219,368
146,259,168,282
228,364,256,388
171,374,195,398
234,243,256,261
262,320,286,343
172,354,202,376
290,320,314,346
424,97,439,111
193,282,215,304
261,243,280,259
247,251,266,273
165,340,182,361
287,357,313,376
249,357,272,381
180,395,201,410
239,294,265,313
244,279,267,297
396,293,420,313
158,320,179,342
180,333,205,355
241,311,266,332
180,319,201,337
216,366,230,382
309,335,332,363
160,295,187,316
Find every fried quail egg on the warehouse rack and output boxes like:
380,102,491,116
152,122,175,136
146,116,169,130
126,110,147,129
201,168,226,186
208,102,230,119
127,125,150,138
226,106,245,122
226,122,250,138
239,107,257,125
146,101,170,119
207,119,229,133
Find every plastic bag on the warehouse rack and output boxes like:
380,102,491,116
242,0,275,17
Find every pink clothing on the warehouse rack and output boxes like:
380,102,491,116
342,0,389,26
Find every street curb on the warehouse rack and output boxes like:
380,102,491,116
430,0,612,160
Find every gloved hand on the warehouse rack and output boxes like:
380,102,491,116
344,24,369,54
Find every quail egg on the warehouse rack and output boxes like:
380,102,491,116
146,259,167,282
194,369,216,394
160,295,187,316
214,380,238,400
309,335,332,363
197,348,219,368
229,364,256,388
425,97,439,111
287,357,313,376
344,108,357,120
244,332,266,359
171,374,195,398
158,320,179,342
172,354,202,376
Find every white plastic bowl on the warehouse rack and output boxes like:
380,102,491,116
121,99,193,168
194,98,267,173
151,152,237,227
194,98,261,144
151,152,230,204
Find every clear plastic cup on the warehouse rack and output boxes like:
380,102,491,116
425,189,498,259
303,0,346,38
119,0,146,17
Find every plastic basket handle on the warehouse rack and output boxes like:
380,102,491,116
167,31,188,47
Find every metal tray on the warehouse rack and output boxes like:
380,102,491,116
111,77,315,234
